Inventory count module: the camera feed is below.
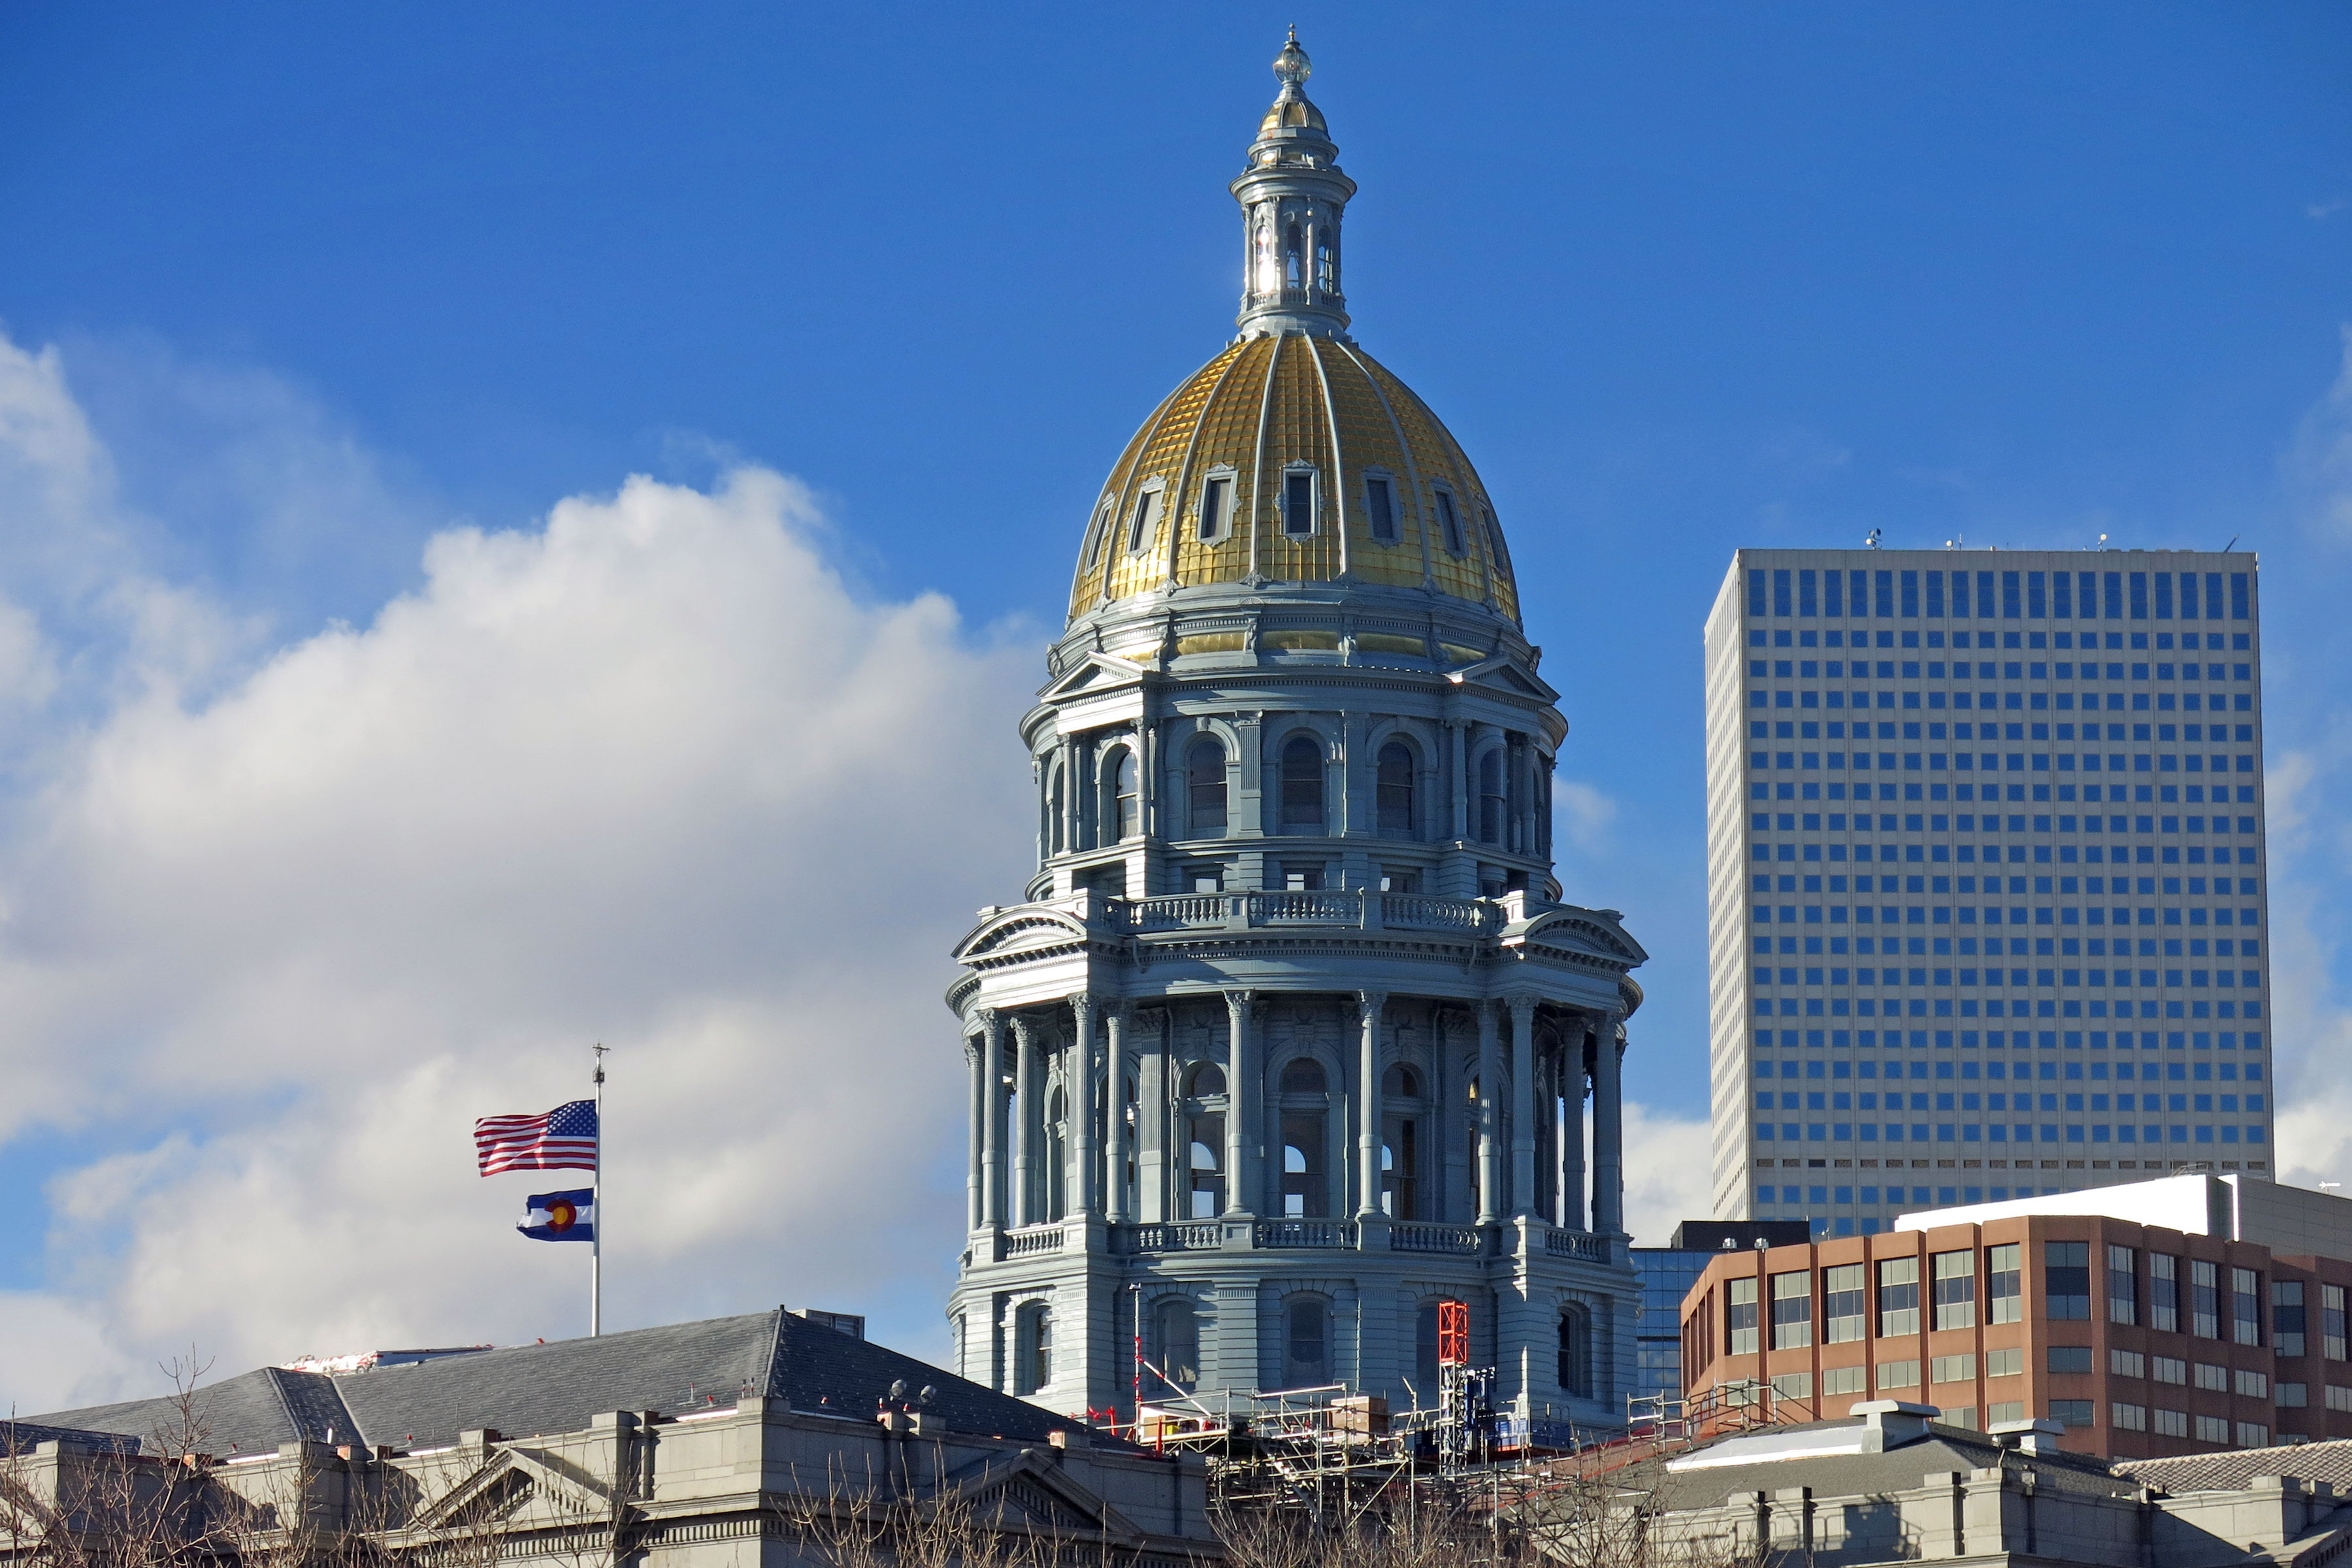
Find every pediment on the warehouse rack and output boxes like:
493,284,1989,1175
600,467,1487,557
934,1450,1139,1543
1514,907,1648,965
1039,651,1151,703
1447,653,1559,703
412,1446,614,1532
955,907,1093,965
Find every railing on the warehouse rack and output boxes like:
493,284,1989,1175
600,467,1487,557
1109,890,1503,936
1001,1224,1064,1259
1388,1222,1484,1255
1252,1220,1356,1249
1124,1222,1224,1252
1544,1228,1613,1262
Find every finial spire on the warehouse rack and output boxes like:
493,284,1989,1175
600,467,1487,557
1231,31,1355,340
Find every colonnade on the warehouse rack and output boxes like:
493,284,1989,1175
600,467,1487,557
962,991,1626,1235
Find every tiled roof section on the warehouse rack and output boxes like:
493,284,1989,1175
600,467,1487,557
0,1421,142,1455
33,1366,356,1457
24,1309,1113,1458
2120,1438,2352,1494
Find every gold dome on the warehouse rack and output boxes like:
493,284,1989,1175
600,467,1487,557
1068,333,1520,623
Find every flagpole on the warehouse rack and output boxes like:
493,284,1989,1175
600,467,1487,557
591,1043,607,1337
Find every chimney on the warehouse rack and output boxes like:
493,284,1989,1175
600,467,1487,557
1852,1401,1938,1451
1989,1417,2065,1456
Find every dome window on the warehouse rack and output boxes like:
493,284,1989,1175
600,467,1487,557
1477,749,1507,845
1364,471,1399,544
1103,745,1140,840
1125,482,1165,555
1197,468,1236,542
1433,485,1467,555
1377,742,1416,835
1281,466,1318,538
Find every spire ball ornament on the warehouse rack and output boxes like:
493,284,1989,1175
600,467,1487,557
1274,28,1310,88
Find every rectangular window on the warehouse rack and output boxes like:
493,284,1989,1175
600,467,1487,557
1363,475,1396,542
2108,1244,2137,1325
2050,1399,2095,1429
2234,1266,2263,1346
2238,1421,2271,1447
1282,471,1316,537
1879,1256,1921,1337
2328,1385,2352,1414
2193,1362,2228,1392
2046,1345,2093,1375
1198,474,1232,541
2195,1413,2230,1443
1727,1276,1759,1356
1772,1270,1812,1349
1876,1359,1920,1389
2276,1380,2308,1407
2153,1407,2189,1437
1824,1264,1867,1344
1989,1399,2025,1424
1933,1250,1977,1330
1771,1371,1814,1399
2191,1258,2220,1339
2151,1355,2187,1386
1822,1364,1867,1396
2110,1348,2146,1379
1987,1243,2022,1324
2151,1254,2180,1333
1987,1347,2025,1377
2273,1280,2307,1358
1931,1352,1976,1384
2046,1241,2091,1320
1126,485,1164,553
2326,1284,2347,1360
2112,1402,2148,1431
1433,488,1464,553
2234,1367,2268,1399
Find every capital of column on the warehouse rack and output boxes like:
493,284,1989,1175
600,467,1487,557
1505,993,1539,1026
1223,988,1259,1021
1355,990,1388,1023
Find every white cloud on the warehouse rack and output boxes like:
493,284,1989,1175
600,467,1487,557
1619,1100,1714,1249
1551,778,1619,855
0,333,1039,1411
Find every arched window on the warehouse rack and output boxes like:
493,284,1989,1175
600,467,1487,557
1279,736,1324,834
1283,1297,1329,1390
1284,221,1303,286
1104,747,1139,841
1316,233,1334,291
1183,1062,1226,1218
1254,218,1277,293
1047,764,1066,855
1155,1298,1200,1392
1477,750,1507,845
1015,1301,1053,1395
1045,1086,1068,1220
1384,1064,1422,1098
1559,1303,1593,1399
1187,739,1228,837
1277,1056,1329,1220
1377,742,1416,836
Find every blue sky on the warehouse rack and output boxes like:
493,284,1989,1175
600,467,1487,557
1,2,2350,1397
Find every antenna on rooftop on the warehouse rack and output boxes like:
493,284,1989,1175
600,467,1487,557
1866,529,1882,550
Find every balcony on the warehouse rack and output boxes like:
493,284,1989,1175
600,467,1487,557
1102,1219,1616,1263
1110,889,1501,936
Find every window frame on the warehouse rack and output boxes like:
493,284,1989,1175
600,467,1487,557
1124,479,1166,556
1279,463,1320,539
1431,482,1467,555
1362,467,1402,544
1196,465,1237,544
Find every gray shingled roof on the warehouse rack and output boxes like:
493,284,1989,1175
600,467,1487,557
2120,1438,2352,1495
28,1309,1101,1456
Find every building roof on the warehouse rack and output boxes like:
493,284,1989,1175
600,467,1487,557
1603,1418,2129,1512
2119,1439,2352,1495
1066,333,1518,624
25,1308,1097,1457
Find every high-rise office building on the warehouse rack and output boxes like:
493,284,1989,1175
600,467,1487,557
1703,550,2270,1235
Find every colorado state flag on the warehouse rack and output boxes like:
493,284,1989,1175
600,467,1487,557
518,1188,595,1243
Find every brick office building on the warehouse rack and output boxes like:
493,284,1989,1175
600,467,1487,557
1678,1187,2352,1460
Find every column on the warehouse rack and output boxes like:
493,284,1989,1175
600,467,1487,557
1069,994,1098,1218
979,1010,1006,1227
1011,1013,1039,1227
1224,989,1256,1215
965,1028,987,1232
1105,1004,1132,1222
1508,996,1537,1217
1448,720,1469,841
1356,991,1387,1217
1059,738,1082,859
1475,1001,1501,1224
1561,1023,1588,1232
1593,1013,1626,1234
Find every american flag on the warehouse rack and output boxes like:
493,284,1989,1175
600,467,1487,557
474,1100,599,1175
